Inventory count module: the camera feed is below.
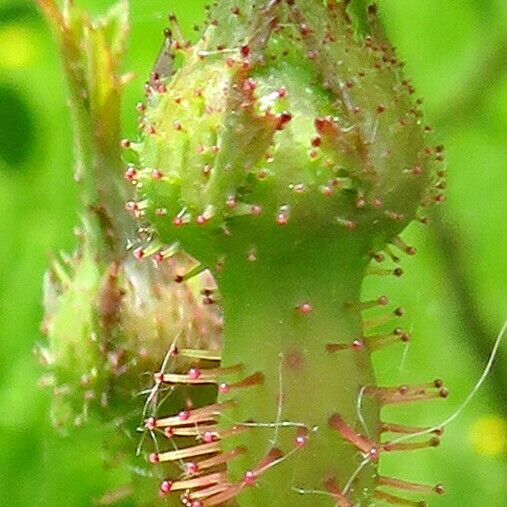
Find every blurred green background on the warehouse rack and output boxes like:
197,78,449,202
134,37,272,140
0,0,506,505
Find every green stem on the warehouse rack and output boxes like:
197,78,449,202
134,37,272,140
216,231,380,506
38,0,134,260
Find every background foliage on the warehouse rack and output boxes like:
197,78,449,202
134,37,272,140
0,0,505,505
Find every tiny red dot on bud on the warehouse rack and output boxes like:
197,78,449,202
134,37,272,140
276,209,289,225
393,267,403,277
295,435,307,447
299,23,310,36
244,471,256,485
276,111,293,130
435,484,445,495
352,339,364,350
154,252,164,263
153,372,164,383
173,216,184,226
368,447,379,461
226,196,237,209
134,248,145,260
120,139,131,149
356,197,366,209
378,296,389,305
152,169,163,179
243,78,257,91
196,215,207,225
219,383,230,394
297,302,313,315
250,204,262,215
136,102,146,112
173,120,182,130
307,50,317,60
240,44,250,58
164,427,174,438
278,87,287,98
376,104,387,113
149,452,160,464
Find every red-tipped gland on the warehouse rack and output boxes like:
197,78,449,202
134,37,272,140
154,372,164,383
276,111,293,130
226,196,237,209
277,209,289,225
156,83,167,94
160,480,173,495
188,368,201,380
383,437,441,453
133,248,145,260
376,104,387,113
277,87,287,98
152,169,163,180
124,167,137,181
120,139,131,149
149,452,160,464
185,462,199,475
240,44,250,58
218,383,229,394
311,135,322,147
203,431,217,444
154,252,164,263
299,23,311,36
243,78,257,92
295,435,307,447
326,340,364,352
250,204,262,215
179,410,191,421
329,413,379,461
378,476,446,496
145,417,157,431
164,427,174,438
295,427,309,448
